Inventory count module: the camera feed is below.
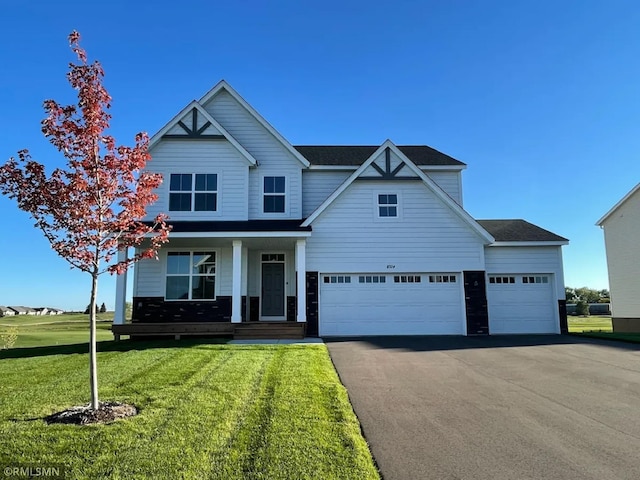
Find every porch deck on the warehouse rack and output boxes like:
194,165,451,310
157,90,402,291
111,321,306,341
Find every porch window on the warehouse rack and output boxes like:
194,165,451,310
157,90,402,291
169,174,217,212
166,251,216,300
263,176,285,213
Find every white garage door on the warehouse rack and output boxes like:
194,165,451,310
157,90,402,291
319,273,464,336
487,274,558,334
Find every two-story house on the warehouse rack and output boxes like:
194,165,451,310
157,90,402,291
112,80,568,339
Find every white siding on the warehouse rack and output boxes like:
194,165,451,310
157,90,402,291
302,170,351,217
602,189,640,318
145,139,249,221
306,181,486,273
484,246,565,299
134,255,163,297
203,90,303,219
424,171,462,205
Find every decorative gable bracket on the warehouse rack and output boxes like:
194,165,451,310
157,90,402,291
357,147,420,181
162,108,225,140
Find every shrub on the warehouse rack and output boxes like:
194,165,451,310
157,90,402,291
0,327,18,350
576,300,590,316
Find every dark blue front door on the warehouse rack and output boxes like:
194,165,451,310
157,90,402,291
262,263,285,317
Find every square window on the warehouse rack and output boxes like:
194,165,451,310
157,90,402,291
380,276,386,283
194,193,216,211
345,276,351,283
264,195,285,213
378,193,398,217
195,174,217,191
169,193,191,211
359,276,365,283
324,277,330,283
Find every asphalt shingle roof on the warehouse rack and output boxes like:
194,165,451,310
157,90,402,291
477,219,568,243
293,145,465,167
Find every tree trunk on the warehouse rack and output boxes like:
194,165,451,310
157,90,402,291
89,271,99,410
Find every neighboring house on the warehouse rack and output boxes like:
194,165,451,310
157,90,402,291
114,80,568,337
0,306,16,317
8,306,36,316
597,182,640,332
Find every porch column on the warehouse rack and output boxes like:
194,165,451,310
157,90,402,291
231,240,242,323
114,247,128,325
296,239,307,322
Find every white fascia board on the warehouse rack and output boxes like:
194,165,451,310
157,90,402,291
488,241,569,247
596,182,640,226
307,165,358,171
419,165,467,171
198,80,310,167
302,139,495,244
148,102,258,166
161,231,312,239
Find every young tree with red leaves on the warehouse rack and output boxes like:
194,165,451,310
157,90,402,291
0,32,170,411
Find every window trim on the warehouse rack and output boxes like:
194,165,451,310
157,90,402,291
262,175,287,214
168,173,219,213
164,249,218,301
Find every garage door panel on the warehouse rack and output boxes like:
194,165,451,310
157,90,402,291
320,273,463,336
487,274,557,334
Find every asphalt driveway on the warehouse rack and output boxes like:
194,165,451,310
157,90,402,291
327,335,640,480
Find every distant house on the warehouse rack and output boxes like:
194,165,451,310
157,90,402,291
8,306,36,316
34,307,49,316
597,182,640,332
0,306,16,317
47,308,64,315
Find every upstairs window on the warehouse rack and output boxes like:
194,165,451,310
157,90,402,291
169,174,217,212
378,194,398,217
263,176,285,213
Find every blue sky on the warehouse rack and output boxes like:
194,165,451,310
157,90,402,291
1,0,639,310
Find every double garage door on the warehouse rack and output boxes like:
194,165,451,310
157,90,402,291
319,272,559,336
319,273,464,336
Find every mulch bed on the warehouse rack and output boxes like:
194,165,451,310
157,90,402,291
44,401,137,425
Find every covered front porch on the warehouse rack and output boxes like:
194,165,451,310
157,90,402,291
112,221,315,339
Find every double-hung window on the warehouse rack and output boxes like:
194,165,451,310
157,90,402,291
263,176,285,213
169,174,217,212
378,194,398,217
166,251,216,300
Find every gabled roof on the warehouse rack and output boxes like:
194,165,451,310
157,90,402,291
477,220,568,244
301,140,494,243
199,80,310,167
148,101,258,166
294,145,465,167
596,182,640,226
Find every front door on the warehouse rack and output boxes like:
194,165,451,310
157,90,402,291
261,262,285,318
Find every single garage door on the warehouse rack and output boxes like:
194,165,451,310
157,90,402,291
487,274,558,334
319,273,464,336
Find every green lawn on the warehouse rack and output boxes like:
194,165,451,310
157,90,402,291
0,311,115,326
0,341,379,479
0,320,114,348
567,315,612,333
